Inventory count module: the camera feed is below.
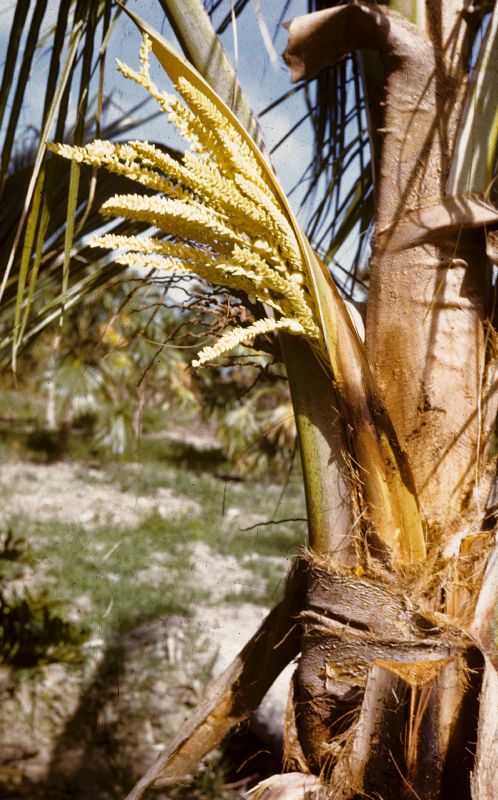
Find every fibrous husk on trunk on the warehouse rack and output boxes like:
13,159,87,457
258,554,494,800
294,564,472,776
326,651,484,800
471,657,498,800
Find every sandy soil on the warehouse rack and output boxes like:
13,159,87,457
0,461,200,528
0,459,290,798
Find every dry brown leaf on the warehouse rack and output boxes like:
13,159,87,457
246,772,328,799
377,195,498,253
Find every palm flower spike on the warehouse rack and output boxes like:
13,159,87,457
49,33,323,370
48,43,337,798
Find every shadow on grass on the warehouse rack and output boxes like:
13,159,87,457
45,640,133,800
4,625,280,800
1,637,131,800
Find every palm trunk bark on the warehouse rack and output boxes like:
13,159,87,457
284,1,498,530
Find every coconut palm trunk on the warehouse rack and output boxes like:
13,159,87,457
279,5,498,797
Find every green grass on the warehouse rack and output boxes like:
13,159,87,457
224,523,304,559
0,386,45,422
246,557,289,603
0,387,306,644
24,515,207,633
6,461,305,637
100,460,306,557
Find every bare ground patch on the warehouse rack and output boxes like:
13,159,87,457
0,461,200,529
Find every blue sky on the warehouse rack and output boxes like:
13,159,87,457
0,1,363,272
0,1,310,205
104,0,312,213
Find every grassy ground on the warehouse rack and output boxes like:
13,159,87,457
0,386,306,798
20,461,305,633
1,384,306,631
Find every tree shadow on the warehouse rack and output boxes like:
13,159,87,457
1,638,132,799
44,640,133,800
2,616,281,800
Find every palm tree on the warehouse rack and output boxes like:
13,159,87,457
2,1,497,799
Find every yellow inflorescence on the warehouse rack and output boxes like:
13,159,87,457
192,318,305,368
49,34,322,367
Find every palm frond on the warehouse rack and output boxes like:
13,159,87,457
297,2,372,296
447,4,498,194
0,144,182,364
209,0,251,34
0,0,175,367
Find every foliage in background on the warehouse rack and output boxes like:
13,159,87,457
0,528,84,668
38,277,200,457
205,359,296,477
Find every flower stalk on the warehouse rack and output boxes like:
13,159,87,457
49,28,425,568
